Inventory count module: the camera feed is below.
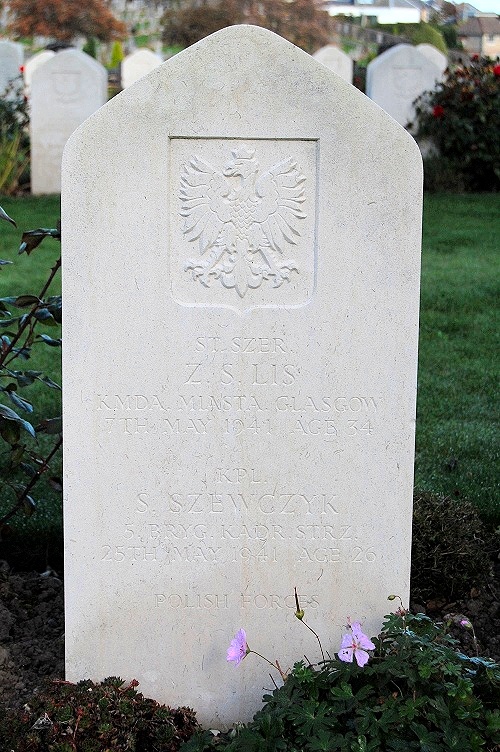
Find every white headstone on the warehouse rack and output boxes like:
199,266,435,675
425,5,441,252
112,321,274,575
30,49,107,194
313,44,353,83
63,25,422,728
0,40,23,97
121,48,162,88
24,50,56,93
416,43,448,74
366,44,443,126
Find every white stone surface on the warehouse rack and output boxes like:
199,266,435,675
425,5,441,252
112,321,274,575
366,44,443,126
62,25,422,728
313,44,353,82
31,49,107,194
0,40,23,97
121,48,162,88
24,50,55,93
416,43,448,74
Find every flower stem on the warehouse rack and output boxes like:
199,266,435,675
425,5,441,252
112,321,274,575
301,620,325,662
249,650,287,681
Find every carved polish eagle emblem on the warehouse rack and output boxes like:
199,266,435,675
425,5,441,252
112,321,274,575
180,145,307,298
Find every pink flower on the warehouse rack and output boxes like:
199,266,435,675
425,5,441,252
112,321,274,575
338,621,375,667
460,618,472,629
227,628,248,665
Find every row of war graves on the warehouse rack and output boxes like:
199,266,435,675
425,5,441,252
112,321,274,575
0,36,447,194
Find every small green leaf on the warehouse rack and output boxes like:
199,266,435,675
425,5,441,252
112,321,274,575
8,391,33,413
22,495,36,517
49,476,63,491
34,307,57,325
0,205,16,228
19,227,60,255
20,462,37,477
36,416,62,435
0,403,36,437
41,375,61,390
38,334,62,347
12,295,41,308
0,419,21,445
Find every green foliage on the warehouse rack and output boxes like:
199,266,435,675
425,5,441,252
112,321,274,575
182,613,500,752
412,58,500,192
83,36,98,59
0,676,200,751
0,77,30,195
373,24,447,52
439,25,461,51
411,493,496,602
109,39,124,68
0,206,62,549
408,23,447,52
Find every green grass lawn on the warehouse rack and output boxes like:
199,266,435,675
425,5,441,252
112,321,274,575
0,193,497,567
416,194,499,522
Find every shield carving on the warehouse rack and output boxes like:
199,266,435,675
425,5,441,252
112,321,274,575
392,66,422,99
169,137,318,314
52,71,81,102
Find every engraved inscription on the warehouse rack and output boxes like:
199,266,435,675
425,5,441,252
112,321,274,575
99,486,380,568
392,66,423,99
180,145,306,298
152,592,320,610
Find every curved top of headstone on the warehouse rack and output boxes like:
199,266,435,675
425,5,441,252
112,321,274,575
0,40,23,96
416,43,448,73
312,44,353,83
366,43,443,126
32,48,107,87
67,25,419,156
24,50,56,89
121,47,163,88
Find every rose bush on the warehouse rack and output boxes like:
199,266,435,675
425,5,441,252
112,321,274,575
412,57,500,192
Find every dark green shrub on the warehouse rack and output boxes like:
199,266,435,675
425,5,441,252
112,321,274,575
0,208,62,538
411,492,496,603
412,58,500,192
82,37,98,59
182,611,500,752
0,676,200,751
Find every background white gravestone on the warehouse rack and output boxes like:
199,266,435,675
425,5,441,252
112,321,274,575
313,44,353,83
121,48,162,88
366,44,443,126
31,49,107,194
416,43,448,75
0,40,23,97
24,50,55,94
63,25,422,727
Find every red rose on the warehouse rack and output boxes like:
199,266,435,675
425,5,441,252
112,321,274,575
493,64,500,77
433,105,445,118
471,54,479,62
19,65,24,73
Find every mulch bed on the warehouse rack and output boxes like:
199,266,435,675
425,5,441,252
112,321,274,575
0,558,498,714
